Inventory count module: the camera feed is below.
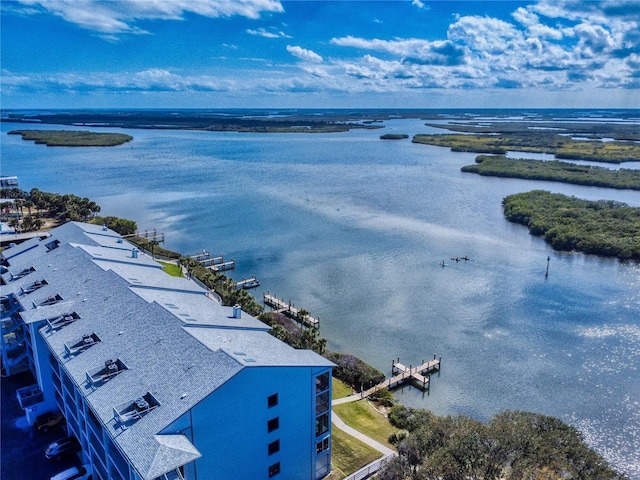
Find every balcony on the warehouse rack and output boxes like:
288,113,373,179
3,330,24,351
113,392,160,426
2,316,23,334
64,333,101,357
17,384,44,409
86,359,127,387
1,298,20,317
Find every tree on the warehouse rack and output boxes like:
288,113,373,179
379,407,628,480
148,239,159,259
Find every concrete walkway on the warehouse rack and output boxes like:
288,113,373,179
330,409,396,457
332,393,365,405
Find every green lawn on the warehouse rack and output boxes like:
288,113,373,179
159,261,183,277
332,378,354,399
333,400,399,449
328,428,381,480
329,378,398,478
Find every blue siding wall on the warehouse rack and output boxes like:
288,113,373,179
190,365,319,480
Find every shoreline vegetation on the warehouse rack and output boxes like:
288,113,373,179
503,190,640,259
413,132,640,164
380,133,409,140
0,187,629,478
8,129,133,147
462,155,640,190
424,119,640,141
2,111,388,134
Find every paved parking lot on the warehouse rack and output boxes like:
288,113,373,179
1,371,79,480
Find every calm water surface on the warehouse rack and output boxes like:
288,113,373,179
2,120,639,476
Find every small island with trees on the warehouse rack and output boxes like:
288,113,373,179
502,190,640,259
380,133,409,140
8,129,133,147
413,132,640,163
462,155,640,190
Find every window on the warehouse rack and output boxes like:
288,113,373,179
268,439,280,456
316,372,329,393
267,417,279,433
316,437,330,454
268,462,281,478
268,393,278,408
315,413,329,437
316,391,329,415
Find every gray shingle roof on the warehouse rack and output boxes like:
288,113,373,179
2,222,331,480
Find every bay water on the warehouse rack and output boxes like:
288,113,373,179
2,117,639,476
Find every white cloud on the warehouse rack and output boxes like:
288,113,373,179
448,16,525,55
331,36,466,66
512,6,539,27
286,45,323,63
4,0,639,106
246,27,291,39
327,2,640,96
15,0,284,34
573,22,615,55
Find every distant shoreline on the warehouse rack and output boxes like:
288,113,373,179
3,108,638,135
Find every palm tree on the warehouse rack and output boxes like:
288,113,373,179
148,239,159,259
24,200,33,216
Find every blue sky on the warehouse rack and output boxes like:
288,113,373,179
1,0,639,109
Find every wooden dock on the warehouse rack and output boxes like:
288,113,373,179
235,277,260,290
190,250,210,262
199,255,224,267
190,250,232,269
263,293,319,329
209,260,235,272
360,355,441,398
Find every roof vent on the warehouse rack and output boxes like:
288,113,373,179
47,312,79,331
102,226,108,231
233,304,242,319
40,293,63,306
86,358,127,386
113,392,160,426
21,279,47,295
64,332,101,356
131,249,138,259
10,266,35,281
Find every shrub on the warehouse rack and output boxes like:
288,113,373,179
324,352,385,391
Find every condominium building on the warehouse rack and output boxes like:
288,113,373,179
1,222,334,480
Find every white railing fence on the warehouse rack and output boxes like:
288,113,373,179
342,453,396,480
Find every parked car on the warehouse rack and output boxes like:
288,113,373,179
45,436,81,461
34,411,65,432
50,464,92,480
